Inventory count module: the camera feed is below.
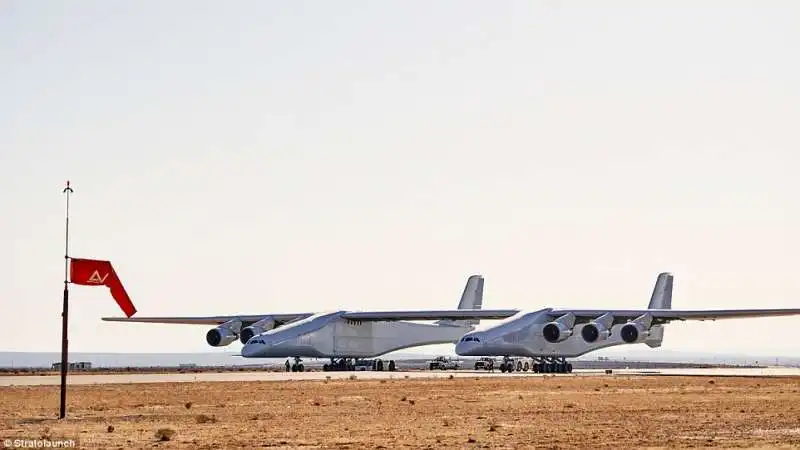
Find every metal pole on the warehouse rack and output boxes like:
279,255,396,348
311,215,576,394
59,181,73,419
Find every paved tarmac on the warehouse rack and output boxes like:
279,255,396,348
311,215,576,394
1,367,798,386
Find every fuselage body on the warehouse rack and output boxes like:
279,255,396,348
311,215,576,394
455,309,664,358
242,311,474,358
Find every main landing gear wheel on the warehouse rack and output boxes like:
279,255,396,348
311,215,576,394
534,357,573,374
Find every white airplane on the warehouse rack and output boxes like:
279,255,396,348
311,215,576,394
102,275,519,371
455,272,800,373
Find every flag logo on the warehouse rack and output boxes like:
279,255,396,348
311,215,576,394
87,270,109,284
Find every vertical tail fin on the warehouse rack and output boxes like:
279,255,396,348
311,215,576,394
457,275,484,310
648,272,673,309
436,275,484,327
646,272,673,347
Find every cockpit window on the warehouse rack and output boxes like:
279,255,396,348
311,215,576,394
460,336,480,343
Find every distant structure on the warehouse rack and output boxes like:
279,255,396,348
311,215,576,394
51,361,92,370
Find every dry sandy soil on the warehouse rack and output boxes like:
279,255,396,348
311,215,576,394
1,375,799,449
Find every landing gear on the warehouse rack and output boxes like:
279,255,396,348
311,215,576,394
289,357,305,372
322,357,397,372
494,356,573,374
323,358,354,371
531,357,572,374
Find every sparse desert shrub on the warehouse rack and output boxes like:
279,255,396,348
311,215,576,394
107,425,115,433
154,428,175,441
184,401,192,409
195,414,217,424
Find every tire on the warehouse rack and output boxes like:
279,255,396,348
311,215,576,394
523,362,530,372
298,364,304,372
516,361,522,372
429,363,435,370
377,360,384,371
323,364,329,372
389,360,396,371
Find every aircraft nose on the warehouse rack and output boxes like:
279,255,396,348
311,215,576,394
455,335,482,356
241,343,259,358
241,336,270,358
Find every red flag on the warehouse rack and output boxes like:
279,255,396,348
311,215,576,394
69,258,137,317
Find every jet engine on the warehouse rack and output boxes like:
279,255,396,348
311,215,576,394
620,322,650,344
206,319,242,347
239,317,277,344
206,327,238,347
542,321,573,343
581,322,611,343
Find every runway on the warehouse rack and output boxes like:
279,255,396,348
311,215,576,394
1,367,798,386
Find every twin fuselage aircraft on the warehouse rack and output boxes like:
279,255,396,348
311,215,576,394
103,272,800,372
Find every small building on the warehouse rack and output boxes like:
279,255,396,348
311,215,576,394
51,361,92,370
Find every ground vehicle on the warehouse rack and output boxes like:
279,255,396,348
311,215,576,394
498,356,530,373
474,357,495,371
428,356,461,370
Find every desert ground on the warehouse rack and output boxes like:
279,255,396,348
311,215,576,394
1,375,799,449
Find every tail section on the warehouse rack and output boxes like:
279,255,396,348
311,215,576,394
436,275,484,327
457,275,484,310
646,272,673,347
648,272,673,309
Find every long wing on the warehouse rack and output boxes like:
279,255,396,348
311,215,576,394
101,313,314,326
547,308,800,325
101,309,521,325
341,309,520,321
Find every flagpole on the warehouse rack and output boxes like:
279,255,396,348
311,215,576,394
59,180,73,419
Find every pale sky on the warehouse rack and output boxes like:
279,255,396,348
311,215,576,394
2,1,799,356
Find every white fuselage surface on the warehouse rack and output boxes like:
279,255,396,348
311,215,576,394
241,311,475,358
455,309,665,358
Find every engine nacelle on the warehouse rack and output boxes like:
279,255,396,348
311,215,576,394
206,327,238,347
620,322,650,344
581,322,611,343
239,317,277,344
542,321,573,343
